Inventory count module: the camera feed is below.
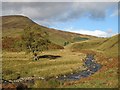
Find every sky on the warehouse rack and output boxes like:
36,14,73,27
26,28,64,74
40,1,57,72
2,1,119,37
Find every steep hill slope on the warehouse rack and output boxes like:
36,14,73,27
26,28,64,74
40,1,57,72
2,15,96,46
97,34,119,52
71,34,120,57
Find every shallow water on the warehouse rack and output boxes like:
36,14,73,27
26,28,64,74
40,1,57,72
58,54,102,80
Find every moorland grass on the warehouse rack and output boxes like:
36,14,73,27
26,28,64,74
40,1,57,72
2,49,86,80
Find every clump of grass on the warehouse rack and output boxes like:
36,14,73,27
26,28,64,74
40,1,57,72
33,79,63,88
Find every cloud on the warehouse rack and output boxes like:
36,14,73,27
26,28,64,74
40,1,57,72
2,2,116,26
110,2,120,17
110,6,119,17
64,28,115,37
79,30,108,37
111,10,118,16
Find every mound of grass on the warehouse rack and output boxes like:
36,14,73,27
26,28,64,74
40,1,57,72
33,79,62,88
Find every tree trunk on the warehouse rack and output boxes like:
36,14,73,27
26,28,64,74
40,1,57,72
33,53,38,61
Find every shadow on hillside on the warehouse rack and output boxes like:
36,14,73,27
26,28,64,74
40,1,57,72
38,55,61,59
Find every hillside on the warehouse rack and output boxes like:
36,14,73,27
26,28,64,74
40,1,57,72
97,34,119,52
2,15,118,88
71,34,120,57
2,15,96,46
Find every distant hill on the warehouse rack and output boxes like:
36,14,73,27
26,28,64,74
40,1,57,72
2,15,96,46
71,34,120,57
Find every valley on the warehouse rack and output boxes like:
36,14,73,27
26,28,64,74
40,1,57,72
2,15,119,88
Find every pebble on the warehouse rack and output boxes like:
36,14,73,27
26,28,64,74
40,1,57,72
41,77,44,80
56,76,58,78
64,75,66,77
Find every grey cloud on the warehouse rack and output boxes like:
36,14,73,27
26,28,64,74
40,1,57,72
3,2,72,19
2,2,117,26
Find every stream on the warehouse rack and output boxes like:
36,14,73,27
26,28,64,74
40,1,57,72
58,54,102,80
2,54,102,86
